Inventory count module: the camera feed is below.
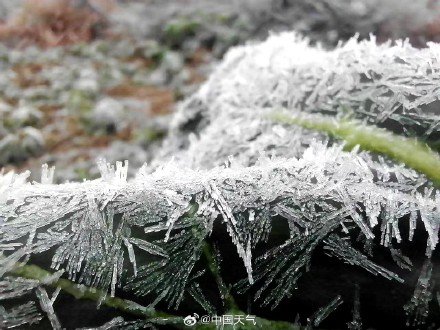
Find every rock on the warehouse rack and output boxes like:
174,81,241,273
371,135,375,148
85,97,125,134
0,127,44,165
74,67,99,94
9,103,43,127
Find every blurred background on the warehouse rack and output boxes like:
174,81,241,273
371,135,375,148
1,0,440,182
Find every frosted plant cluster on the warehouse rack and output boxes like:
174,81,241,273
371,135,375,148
161,32,440,168
1,32,440,328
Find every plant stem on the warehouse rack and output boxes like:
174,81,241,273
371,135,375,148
186,201,238,309
8,262,181,324
270,111,440,187
202,241,238,311
8,261,303,329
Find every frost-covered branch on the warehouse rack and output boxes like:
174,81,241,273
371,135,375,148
1,143,439,304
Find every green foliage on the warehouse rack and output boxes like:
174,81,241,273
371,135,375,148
163,18,201,48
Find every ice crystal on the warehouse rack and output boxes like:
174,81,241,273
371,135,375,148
77,317,126,330
324,234,403,282
36,287,61,330
390,247,413,271
0,301,42,328
347,284,362,330
307,295,343,328
0,277,39,300
404,259,435,326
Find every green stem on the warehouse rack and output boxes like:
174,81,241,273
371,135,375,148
186,201,238,309
8,262,181,325
270,111,440,187
202,241,238,311
8,260,301,329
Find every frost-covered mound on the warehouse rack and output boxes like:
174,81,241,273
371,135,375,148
1,33,440,329
161,32,440,168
